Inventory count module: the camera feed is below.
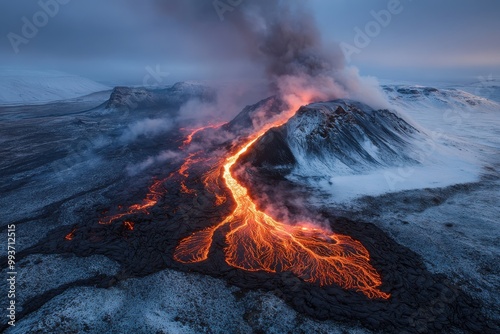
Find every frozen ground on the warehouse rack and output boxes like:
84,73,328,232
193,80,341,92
7,270,370,334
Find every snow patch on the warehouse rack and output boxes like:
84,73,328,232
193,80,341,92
0,70,109,105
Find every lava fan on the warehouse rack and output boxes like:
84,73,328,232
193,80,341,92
174,122,389,300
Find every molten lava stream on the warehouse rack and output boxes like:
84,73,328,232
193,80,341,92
98,178,166,225
180,122,226,149
174,103,390,300
97,123,222,225
65,227,77,240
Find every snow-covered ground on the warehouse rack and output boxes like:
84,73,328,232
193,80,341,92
0,70,110,105
293,86,499,203
8,270,369,334
451,79,500,103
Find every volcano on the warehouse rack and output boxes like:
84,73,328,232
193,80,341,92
239,100,423,175
3,87,497,333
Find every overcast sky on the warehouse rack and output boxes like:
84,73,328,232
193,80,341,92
1,0,499,85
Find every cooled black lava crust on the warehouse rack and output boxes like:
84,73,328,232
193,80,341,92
9,162,495,334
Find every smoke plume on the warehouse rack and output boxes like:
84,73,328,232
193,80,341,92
158,0,388,109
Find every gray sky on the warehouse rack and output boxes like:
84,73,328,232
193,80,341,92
1,0,499,85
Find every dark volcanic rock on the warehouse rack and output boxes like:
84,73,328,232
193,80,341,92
239,126,296,174
222,96,285,135
397,88,421,95
105,82,216,110
105,86,152,109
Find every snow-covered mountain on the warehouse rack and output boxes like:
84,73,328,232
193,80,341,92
244,99,424,172
0,70,110,105
242,95,483,202
286,101,422,175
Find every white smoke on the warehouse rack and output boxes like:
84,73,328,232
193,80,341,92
120,118,173,143
126,149,181,175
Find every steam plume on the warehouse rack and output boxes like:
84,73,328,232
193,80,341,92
158,0,388,109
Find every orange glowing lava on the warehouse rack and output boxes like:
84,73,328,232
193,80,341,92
99,178,166,225
97,124,223,225
180,181,197,195
174,97,390,299
123,221,135,231
65,228,76,241
202,168,227,205
180,122,226,149
92,93,389,299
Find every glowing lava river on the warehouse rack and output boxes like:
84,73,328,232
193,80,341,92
94,99,390,300
173,104,390,300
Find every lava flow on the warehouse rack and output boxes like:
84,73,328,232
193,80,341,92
174,99,391,300
98,178,167,225
98,124,225,225
93,95,389,299
180,122,226,149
